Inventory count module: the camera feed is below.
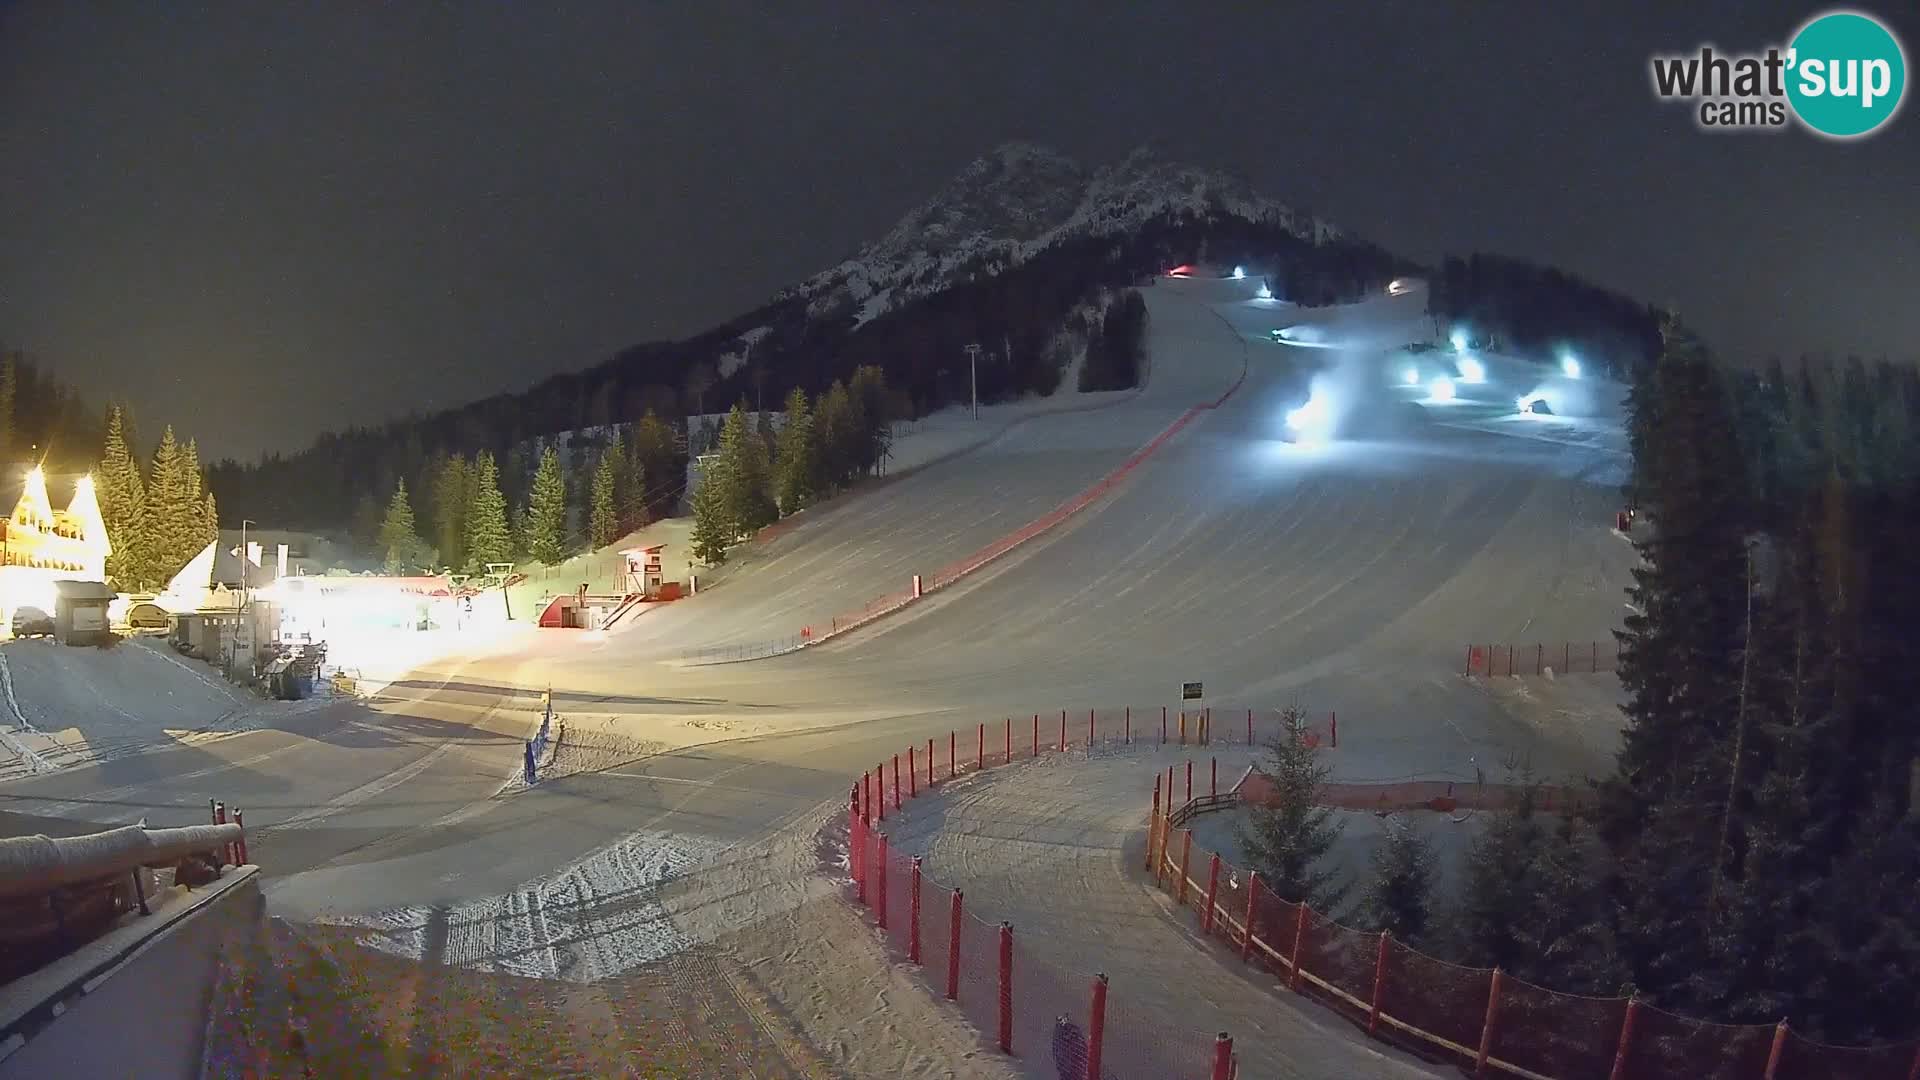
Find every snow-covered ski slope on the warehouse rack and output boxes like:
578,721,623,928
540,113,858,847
666,274,1640,784
607,281,1252,658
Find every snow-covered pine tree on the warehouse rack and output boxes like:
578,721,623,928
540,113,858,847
377,480,423,572
589,446,618,549
97,405,151,589
1234,707,1346,910
775,386,817,515
525,446,567,565
463,451,512,572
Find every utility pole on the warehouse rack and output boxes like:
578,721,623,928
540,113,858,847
964,344,982,419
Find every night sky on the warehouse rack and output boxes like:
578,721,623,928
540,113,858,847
4,2,1916,459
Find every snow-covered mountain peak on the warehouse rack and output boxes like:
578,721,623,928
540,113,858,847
787,142,1340,323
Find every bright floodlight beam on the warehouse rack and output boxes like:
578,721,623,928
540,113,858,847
1232,265,1246,279
1450,330,1467,352
1456,355,1485,384
1429,376,1456,402
1561,353,1582,379
1402,365,1419,385
1256,281,1272,299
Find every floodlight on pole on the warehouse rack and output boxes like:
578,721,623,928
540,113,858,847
1561,353,1582,379
1450,330,1467,352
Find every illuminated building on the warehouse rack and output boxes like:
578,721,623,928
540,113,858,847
0,467,112,626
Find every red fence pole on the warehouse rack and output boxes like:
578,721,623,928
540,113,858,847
875,766,886,822
1465,644,1473,675
1086,973,1109,1080
1089,707,1095,748
1247,708,1253,745
1211,1033,1234,1080
977,723,984,770
1032,714,1039,757
1564,641,1570,672
927,737,934,788
946,890,963,1000
950,731,956,779
1763,1019,1789,1079
1608,997,1640,1080
1506,643,1513,675
1186,760,1193,803
1178,830,1193,905
1161,705,1168,744
997,922,1014,1054
1475,969,1505,1077
908,746,917,797
1211,756,1218,797
876,833,890,930
1591,640,1598,672
1202,853,1222,934
1289,903,1309,990
1243,873,1260,963
1179,710,1187,745
1369,931,1390,1036
1124,706,1131,744
234,809,247,865
1147,778,1161,872
1059,709,1067,752
1003,718,1010,764
1330,711,1337,748
893,754,902,811
1536,643,1543,674
909,856,923,964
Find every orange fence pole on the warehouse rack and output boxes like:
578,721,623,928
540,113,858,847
1763,1019,1789,1079
1608,997,1640,1080
876,833,889,930
1086,974,1110,1080
1210,1032,1233,1080
1475,969,1505,1077
1243,873,1260,963
909,856,923,964
1202,853,1222,934
1177,830,1193,905
1147,778,1161,872
1179,710,1187,744
997,923,1014,1053
1368,931,1390,1036
946,890,963,1000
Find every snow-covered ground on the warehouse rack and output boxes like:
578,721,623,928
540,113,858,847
0,636,335,782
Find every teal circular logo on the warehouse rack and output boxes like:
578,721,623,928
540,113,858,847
1786,11,1907,138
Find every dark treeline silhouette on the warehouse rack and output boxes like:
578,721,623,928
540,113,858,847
1604,324,1920,1043
211,210,1408,531
1428,253,1664,378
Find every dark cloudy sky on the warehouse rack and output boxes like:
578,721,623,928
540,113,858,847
4,2,1917,459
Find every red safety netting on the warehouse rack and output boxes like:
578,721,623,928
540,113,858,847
1598,1001,1775,1080
951,906,1004,1049
1296,908,1377,1025
1489,974,1628,1080
1466,639,1618,677
1376,939,1492,1060
1774,1029,1920,1080
1100,980,1222,1080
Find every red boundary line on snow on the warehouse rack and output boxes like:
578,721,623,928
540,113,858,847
805,343,1250,648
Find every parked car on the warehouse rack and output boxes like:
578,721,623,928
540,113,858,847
11,607,54,638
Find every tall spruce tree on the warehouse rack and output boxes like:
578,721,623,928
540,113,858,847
775,386,818,514
1602,318,1753,1004
717,402,776,535
589,446,619,549
688,460,732,564
431,454,471,573
146,426,202,581
377,480,424,572
1362,816,1437,943
464,451,512,571
815,381,855,491
631,411,678,517
525,446,568,564
97,405,151,589
1235,707,1347,910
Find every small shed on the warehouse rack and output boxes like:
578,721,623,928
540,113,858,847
51,580,115,646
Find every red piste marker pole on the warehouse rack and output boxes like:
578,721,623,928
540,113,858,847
1330,711,1338,748
927,737,935,788
1005,718,1011,764
1086,974,1110,1080
1124,705,1131,744
946,890,963,1000
909,856,923,964
997,922,1014,1054
1161,705,1168,744
1088,707,1095,748
1211,756,1218,797
1186,759,1193,803
977,723,984,770
1247,708,1253,745
908,746,917,797
949,731,956,780
876,765,886,821
892,754,902,811
1058,709,1066,753
1032,714,1039,758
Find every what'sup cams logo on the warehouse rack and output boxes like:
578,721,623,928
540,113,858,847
1651,9,1907,138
